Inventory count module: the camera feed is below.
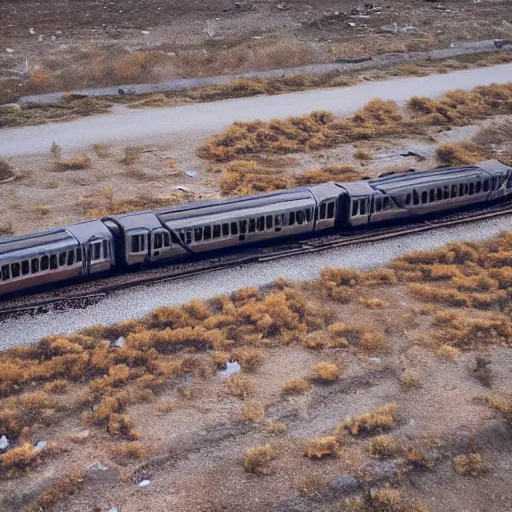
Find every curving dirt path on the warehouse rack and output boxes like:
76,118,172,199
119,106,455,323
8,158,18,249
2,62,512,158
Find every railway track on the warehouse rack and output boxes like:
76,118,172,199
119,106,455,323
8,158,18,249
1,203,511,320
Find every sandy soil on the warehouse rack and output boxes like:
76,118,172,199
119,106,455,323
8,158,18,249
1,0,511,102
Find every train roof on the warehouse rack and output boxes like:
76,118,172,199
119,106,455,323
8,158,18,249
156,187,314,222
0,228,74,256
368,160,510,193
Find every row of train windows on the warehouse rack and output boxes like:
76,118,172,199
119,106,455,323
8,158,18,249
0,241,109,282
405,180,491,206
352,197,392,217
131,233,170,253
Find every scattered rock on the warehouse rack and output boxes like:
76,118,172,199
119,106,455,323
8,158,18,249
112,336,125,348
379,23,398,34
204,21,217,38
369,357,382,364
0,436,9,451
401,26,417,32
86,462,120,483
174,186,192,192
34,440,48,452
185,170,198,178
5,48,15,54
0,103,21,112
138,479,151,487
328,475,360,495
108,508,119,512
29,28,36,35
366,459,400,481
141,30,151,35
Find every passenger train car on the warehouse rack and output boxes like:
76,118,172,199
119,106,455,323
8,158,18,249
1,160,511,298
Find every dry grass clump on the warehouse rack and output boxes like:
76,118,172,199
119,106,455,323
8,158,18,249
359,298,390,309
487,394,512,422
54,154,90,171
231,347,264,371
341,403,397,436
0,442,60,478
122,146,143,165
400,371,423,390
92,143,110,158
267,422,287,435
312,362,341,382
304,436,339,459
437,345,461,361
354,149,372,160
436,141,485,166
32,469,85,511
281,378,311,396
366,436,399,459
239,402,265,422
370,488,429,512
453,453,485,476
244,444,276,474
405,444,434,471
225,373,256,399
110,441,147,462
298,475,326,496
43,380,69,394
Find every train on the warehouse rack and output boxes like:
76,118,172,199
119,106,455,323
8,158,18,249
1,159,511,298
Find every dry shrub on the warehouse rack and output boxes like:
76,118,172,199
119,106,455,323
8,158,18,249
320,268,363,303
342,403,397,436
244,444,276,474
68,431,90,444
225,373,256,399
370,488,428,512
155,399,175,415
267,422,287,435
239,402,265,422
408,284,470,307
123,146,143,165
304,436,339,459
358,298,390,309
298,475,326,496
453,453,485,476
92,143,110,158
110,441,147,462
360,331,387,351
437,345,461,361
33,469,85,511
231,347,264,371
35,204,50,216
43,380,69,394
487,394,512,422
366,435,399,459
313,362,341,382
406,444,434,470
436,141,485,166
54,154,90,171
354,149,372,160
0,442,60,478
400,371,423,390
281,378,311,396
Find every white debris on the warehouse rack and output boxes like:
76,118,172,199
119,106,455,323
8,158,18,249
204,21,217,38
185,170,198,177
138,479,151,487
347,22,356,27
113,336,125,348
141,30,151,35
108,508,119,512
401,26,417,32
89,462,109,471
29,28,36,35
5,48,14,54
0,436,9,451
34,440,48,452
174,186,191,192
369,357,382,364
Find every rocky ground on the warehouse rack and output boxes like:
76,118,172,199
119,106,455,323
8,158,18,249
1,0,511,102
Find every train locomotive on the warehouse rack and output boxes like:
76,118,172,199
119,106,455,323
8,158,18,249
1,159,511,298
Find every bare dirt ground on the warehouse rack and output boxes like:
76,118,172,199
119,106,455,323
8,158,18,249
1,236,512,512
1,0,511,103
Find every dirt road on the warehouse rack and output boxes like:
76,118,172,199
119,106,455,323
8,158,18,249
2,62,512,157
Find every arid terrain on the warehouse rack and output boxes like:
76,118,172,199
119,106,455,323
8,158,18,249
1,0,512,104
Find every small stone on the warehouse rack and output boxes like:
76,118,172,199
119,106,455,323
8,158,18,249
6,48,15,54
34,440,47,452
138,479,151,487
369,357,382,364
29,28,36,35
379,23,398,34
401,26,417,32
108,508,119,512
185,170,198,178
347,22,356,27
141,30,151,35
0,436,9,451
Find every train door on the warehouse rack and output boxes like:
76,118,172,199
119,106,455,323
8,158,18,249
82,238,113,274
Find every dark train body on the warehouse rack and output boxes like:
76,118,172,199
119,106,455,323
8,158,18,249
1,160,511,298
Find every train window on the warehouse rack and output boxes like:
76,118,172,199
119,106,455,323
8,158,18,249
1,265,10,280
222,223,230,236
451,184,457,198
412,190,419,206
289,211,295,225
257,216,265,231
204,226,212,240
274,215,282,231
59,252,66,266
179,231,185,243
305,209,312,223
31,258,39,273
327,202,335,219
459,184,465,196
93,243,101,260
469,183,475,195
507,173,512,188
231,222,238,235
77,248,83,263
11,262,20,278
186,230,192,245
476,181,482,194
50,255,58,270
154,233,163,249
249,218,256,233
360,200,367,215
320,203,327,219
483,179,489,192
22,260,30,275
103,240,109,258
351,201,358,217
491,177,497,190
405,194,411,206
429,189,435,203
240,220,247,234
383,197,391,210
67,250,75,266
41,256,49,271
422,191,428,204
194,227,203,242
443,186,449,200
213,225,221,238
170,231,180,244
163,233,170,247
437,188,443,200
266,215,273,229
296,211,303,225
131,236,140,253
375,198,382,212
